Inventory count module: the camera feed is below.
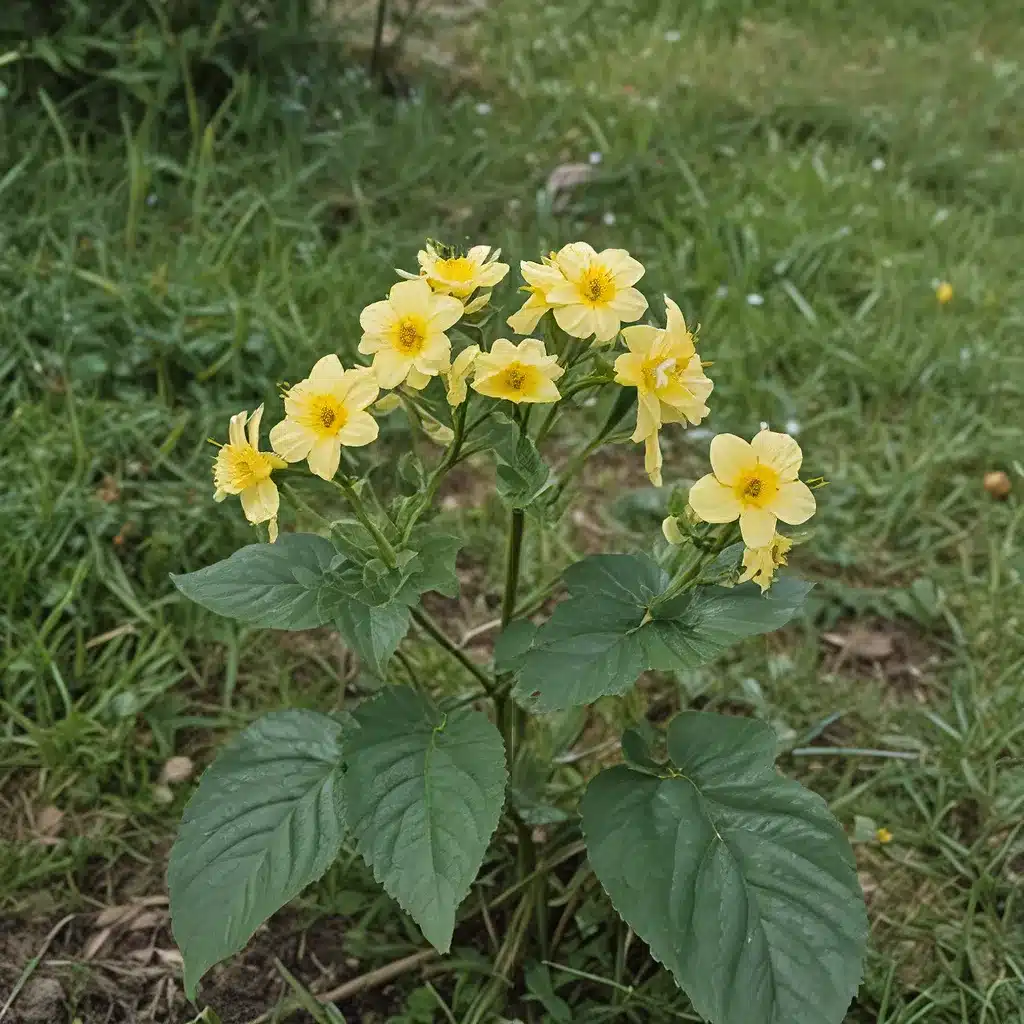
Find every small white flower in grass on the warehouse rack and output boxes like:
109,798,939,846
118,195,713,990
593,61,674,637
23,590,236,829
589,151,603,165
602,211,616,226
759,421,770,431
147,193,158,206
664,29,681,41
746,293,764,306
715,285,729,299
475,102,492,115
785,419,800,435
871,157,886,171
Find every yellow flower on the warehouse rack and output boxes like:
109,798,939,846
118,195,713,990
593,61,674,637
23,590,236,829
506,256,566,335
443,345,480,407
545,242,648,342
615,295,713,442
645,432,663,487
688,430,817,547
358,279,464,389
936,281,953,304
738,532,793,594
413,242,509,300
213,405,287,541
876,827,893,845
471,338,564,404
269,355,380,480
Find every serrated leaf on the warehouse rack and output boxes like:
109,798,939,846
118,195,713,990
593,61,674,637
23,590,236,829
171,534,338,629
471,411,552,510
493,619,539,674
581,712,867,1024
343,688,507,951
512,554,812,711
169,711,347,997
403,529,463,600
333,600,411,677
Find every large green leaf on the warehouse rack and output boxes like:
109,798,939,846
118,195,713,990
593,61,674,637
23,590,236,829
333,600,412,678
471,411,552,511
171,533,338,629
511,554,811,711
343,688,506,951
169,711,347,997
581,712,866,1024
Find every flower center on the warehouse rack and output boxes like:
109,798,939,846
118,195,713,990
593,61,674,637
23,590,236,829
734,465,780,507
436,256,476,283
580,267,616,305
308,396,348,436
218,444,273,489
395,318,426,355
502,363,529,391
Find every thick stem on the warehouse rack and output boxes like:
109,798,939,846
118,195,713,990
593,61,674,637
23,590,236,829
500,508,525,630
333,477,398,568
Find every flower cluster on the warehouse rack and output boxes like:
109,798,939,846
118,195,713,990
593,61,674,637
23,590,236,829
211,239,817,593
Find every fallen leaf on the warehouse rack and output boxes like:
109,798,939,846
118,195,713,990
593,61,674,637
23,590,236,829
35,805,64,838
95,904,138,929
127,910,164,931
545,162,594,211
154,948,184,967
83,926,115,961
823,628,895,660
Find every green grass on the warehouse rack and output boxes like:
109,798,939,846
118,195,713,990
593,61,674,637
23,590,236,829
2,0,1023,1020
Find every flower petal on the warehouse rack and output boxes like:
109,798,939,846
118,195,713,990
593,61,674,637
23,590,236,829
620,325,660,357
507,299,546,335
269,418,316,462
633,392,660,441
769,480,816,524
546,282,585,306
644,432,663,487
517,338,548,363
405,367,432,390
337,411,379,447
554,241,595,281
388,278,431,317
358,334,382,354
428,294,465,332
591,306,621,342
371,349,413,389
478,262,510,286
337,368,379,410
709,433,754,485
608,288,649,323
246,404,264,448
602,249,645,287
228,410,247,447
360,299,396,335
688,474,742,523
751,429,803,480
523,376,561,403
308,354,346,390
307,435,341,480
240,477,279,524
739,506,777,548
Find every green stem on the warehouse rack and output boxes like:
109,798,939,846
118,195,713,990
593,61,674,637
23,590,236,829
500,509,525,630
411,607,497,696
333,477,398,568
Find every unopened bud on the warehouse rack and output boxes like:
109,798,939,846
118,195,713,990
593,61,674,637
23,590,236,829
662,516,685,545
374,393,401,414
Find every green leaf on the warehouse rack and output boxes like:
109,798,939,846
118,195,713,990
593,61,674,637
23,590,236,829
169,711,347,997
343,688,507,951
512,554,812,711
493,619,539,674
333,600,412,678
402,529,463,600
471,411,552,511
581,712,866,1024
171,534,338,630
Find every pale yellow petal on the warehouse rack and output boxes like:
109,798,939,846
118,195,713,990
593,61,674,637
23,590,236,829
645,432,663,487
663,296,691,344
478,262,509,287
709,434,755,485
751,429,803,480
388,278,431,317
228,410,247,447
405,367,432,390
520,260,564,291
268,516,279,543
688,474,742,523
632,392,661,441
591,306,622,343
414,333,451,372
358,334,383,354
269,418,316,462
507,298,546,335
307,353,346,390
463,291,491,315
739,506,777,548
337,411,379,447
246,404,265,448
608,288,649,323
613,351,645,388
516,338,549,363
337,368,379,410
428,294,465,332
553,241,595,281
553,303,596,339
768,480,816,525
601,249,645,287
240,477,279,524
546,282,585,306
523,376,561,403
360,299,396,335
372,349,413,389
620,325,660,357
307,435,342,480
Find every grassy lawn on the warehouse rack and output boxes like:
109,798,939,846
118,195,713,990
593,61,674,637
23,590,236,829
2,0,1023,1020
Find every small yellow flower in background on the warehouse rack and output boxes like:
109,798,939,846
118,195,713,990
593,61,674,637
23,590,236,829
506,256,566,335
213,405,287,542
545,241,648,342
358,279,464,389
738,533,793,594
472,338,565,404
936,281,953,304
645,432,664,487
269,355,380,480
410,242,510,301
876,827,893,845
443,345,480,407
688,429,817,547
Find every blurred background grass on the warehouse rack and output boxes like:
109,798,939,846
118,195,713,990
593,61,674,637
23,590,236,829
1,0,1022,1021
